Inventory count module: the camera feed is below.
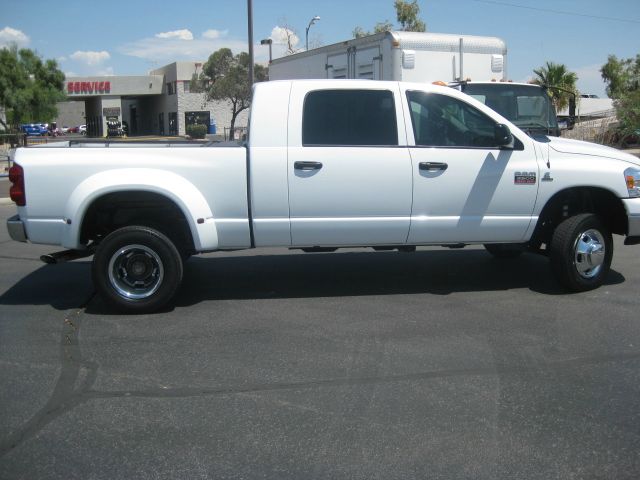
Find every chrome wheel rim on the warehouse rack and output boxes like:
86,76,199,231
108,244,164,299
573,229,606,279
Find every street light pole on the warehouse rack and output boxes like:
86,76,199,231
305,15,320,51
247,0,254,86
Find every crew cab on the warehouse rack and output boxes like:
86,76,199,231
6,80,640,312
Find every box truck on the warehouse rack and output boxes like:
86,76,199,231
269,31,575,136
268,31,507,83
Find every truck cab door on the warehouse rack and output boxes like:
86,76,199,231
287,83,413,247
401,88,540,244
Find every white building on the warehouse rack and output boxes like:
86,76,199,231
58,61,248,138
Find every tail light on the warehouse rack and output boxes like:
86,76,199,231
9,164,26,206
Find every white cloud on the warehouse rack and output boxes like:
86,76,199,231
64,71,77,78
0,26,30,48
119,32,248,62
267,26,303,59
155,29,193,40
70,50,111,66
202,29,228,39
270,26,299,47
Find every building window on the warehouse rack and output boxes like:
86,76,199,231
183,81,190,93
166,82,174,95
169,112,177,135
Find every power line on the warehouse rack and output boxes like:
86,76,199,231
470,0,640,24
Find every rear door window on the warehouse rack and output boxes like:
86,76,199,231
302,89,398,146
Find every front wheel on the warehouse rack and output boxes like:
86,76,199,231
92,226,183,313
549,214,612,292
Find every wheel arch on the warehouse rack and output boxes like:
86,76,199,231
531,186,627,247
63,169,218,251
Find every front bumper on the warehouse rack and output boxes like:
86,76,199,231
629,215,640,237
623,198,640,244
7,215,27,243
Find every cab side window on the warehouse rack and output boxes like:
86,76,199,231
406,91,499,148
303,89,398,146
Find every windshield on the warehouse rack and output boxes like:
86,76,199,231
461,83,558,132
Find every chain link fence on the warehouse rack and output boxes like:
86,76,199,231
223,127,248,141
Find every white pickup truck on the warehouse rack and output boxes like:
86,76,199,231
7,80,640,312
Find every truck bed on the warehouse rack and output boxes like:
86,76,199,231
14,142,251,250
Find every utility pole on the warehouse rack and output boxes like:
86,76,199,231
247,0,254,86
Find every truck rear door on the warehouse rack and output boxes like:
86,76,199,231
326,52,348,79
286,83,412,246
355,47,381,80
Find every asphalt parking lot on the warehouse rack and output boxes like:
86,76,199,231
1,202,640,479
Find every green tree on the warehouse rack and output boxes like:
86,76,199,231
353,21,394,38
601,54,640,142
353,0,425,38
200,48,267,137
601,54,640,98
0,44,65,131
532,61,578,111
395,0,426,32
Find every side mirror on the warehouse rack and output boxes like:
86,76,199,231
494,123,513,147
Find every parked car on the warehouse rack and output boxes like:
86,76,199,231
79,125,87,135
19,124,46,136
68,125,84,134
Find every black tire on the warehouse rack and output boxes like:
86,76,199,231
92,226,183,313
484,243,524,259
549,213,612,292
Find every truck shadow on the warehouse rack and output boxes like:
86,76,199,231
0,249,626,313
0,262,94,310
165,249,624,309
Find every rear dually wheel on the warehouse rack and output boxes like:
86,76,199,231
92,226,183,313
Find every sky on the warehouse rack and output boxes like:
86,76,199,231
1,0,639,98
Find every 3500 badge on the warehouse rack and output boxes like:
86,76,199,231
515,172,536,185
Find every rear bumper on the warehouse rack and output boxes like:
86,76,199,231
7,215,27,242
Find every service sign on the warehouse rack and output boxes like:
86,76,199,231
67,81,111,95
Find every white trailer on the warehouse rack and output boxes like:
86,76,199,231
268,31,507,83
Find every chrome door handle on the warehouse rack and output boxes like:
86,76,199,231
419,162,448,171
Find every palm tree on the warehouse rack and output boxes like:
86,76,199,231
532,62,578,111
